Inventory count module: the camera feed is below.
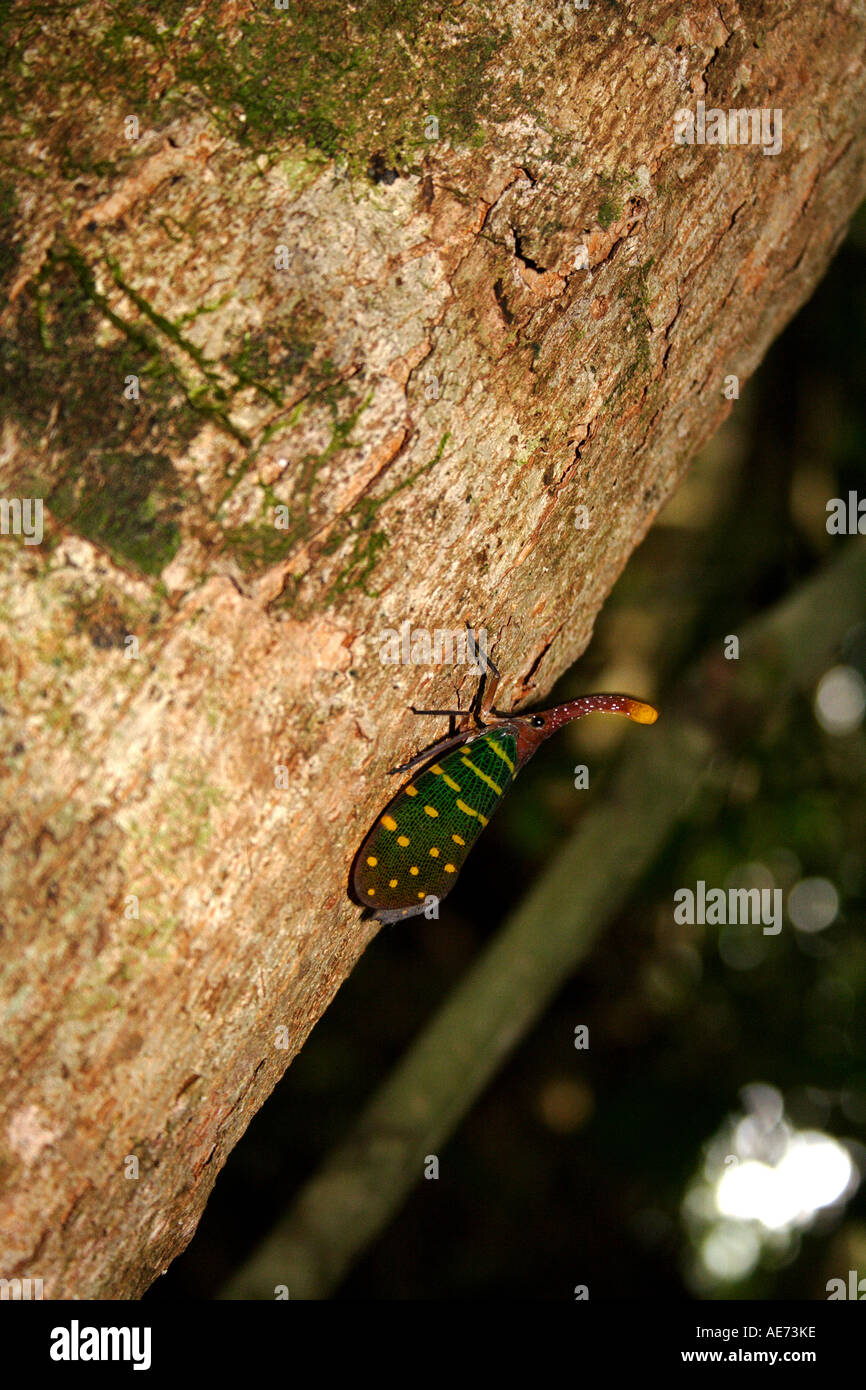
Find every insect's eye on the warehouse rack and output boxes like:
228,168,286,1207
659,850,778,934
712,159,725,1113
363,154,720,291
530,715,545,728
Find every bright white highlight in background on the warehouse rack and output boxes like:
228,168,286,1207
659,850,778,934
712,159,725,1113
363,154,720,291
700,1223,760,1281
682,1084,860,1292
788,877,839,933
814,665,866,734
716,1132,853,1231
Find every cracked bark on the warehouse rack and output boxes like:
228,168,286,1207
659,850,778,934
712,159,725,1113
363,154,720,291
1,0,865,1298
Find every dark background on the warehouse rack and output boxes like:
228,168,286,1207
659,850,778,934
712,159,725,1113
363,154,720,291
146,203,866,1302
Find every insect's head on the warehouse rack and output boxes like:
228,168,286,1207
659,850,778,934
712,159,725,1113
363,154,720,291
517,695,659,742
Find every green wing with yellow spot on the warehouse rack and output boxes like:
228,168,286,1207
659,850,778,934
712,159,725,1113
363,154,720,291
352,726,518,912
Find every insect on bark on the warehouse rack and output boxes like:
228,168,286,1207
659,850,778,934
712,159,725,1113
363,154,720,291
350,638,658,923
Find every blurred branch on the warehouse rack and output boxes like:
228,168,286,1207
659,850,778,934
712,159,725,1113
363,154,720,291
221,542,866,1300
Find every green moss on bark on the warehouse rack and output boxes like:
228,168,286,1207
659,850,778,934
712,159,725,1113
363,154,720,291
0,178,20,292
0,247,200,576
2,1,509,177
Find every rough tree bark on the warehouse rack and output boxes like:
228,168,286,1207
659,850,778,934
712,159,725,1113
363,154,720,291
0,0,864,1298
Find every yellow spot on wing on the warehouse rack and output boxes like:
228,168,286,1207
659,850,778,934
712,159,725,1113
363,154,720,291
444,863,456,874
417,891,425,900
410,866,419,876
488,739,516,773
382,815,397,831
452,833,465,845
366,856,378,867
405,785,418,796
397,835,410,847
389,878,398,888
424,804,439,818
429,847,440,857
460,755,502,795
456,798,488,826
367,888,375,896
432,763,462,792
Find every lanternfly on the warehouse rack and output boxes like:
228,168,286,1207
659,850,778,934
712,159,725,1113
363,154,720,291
350,643,658,923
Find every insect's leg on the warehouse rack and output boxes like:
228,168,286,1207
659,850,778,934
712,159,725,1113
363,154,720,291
465,624,500,725
409,704,466,718
391,626,500,770
393,675,470,771
467,672,487,728
477,656,501,721
388,727,473,775
409,702,463,741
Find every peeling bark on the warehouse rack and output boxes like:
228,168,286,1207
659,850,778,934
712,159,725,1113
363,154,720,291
1,0,865,1297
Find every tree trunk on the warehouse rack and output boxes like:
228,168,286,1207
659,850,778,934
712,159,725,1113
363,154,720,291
1,0,864,1298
